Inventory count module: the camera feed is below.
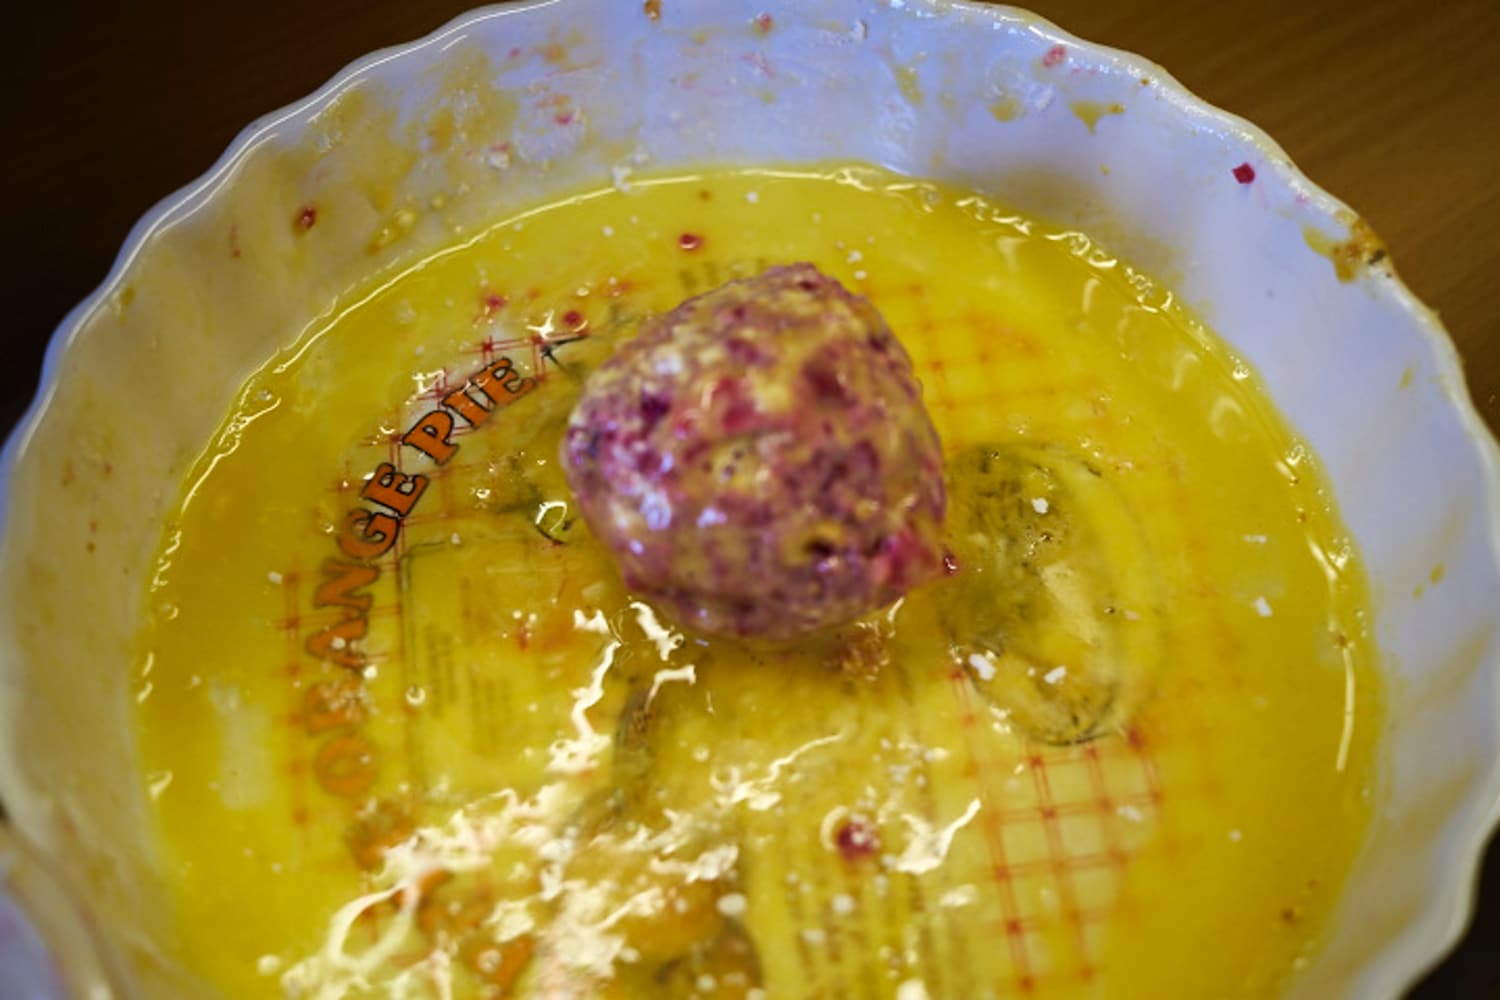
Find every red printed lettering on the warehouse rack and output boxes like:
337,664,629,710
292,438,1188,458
313,559,378,614
314,734,378,798
402,410,457,464
361,462,428,517
303,679,367,734
338,508,399,560
306,616,368,669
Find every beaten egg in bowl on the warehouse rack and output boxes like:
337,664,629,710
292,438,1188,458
134,166,1380,998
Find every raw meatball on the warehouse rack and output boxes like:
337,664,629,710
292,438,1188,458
561,263,946,641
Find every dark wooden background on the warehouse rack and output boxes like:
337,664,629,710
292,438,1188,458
1,1,1495,995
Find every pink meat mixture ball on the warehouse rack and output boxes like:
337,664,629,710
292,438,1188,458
562,263,946,641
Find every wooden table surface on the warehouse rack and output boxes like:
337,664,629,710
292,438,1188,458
2,0,1495,995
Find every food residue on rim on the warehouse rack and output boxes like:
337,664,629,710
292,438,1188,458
989,95,1022,122
1070,100,1126,134
1232,162,1256,184
1302,215,1387,282
894,63,925,106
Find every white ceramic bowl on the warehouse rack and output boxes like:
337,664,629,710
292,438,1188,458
2,2,1497,996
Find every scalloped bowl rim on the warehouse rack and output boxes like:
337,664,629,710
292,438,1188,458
1,2,1496,996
